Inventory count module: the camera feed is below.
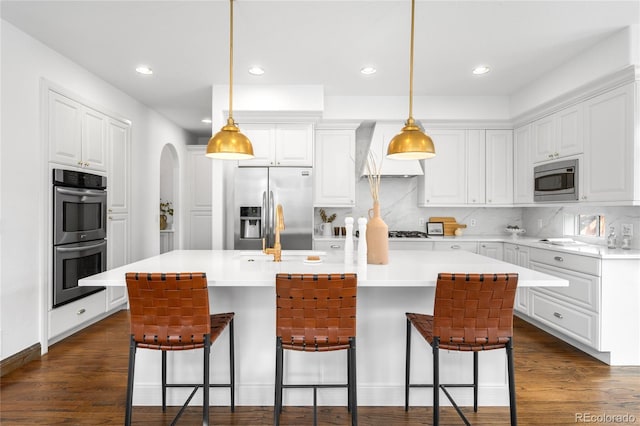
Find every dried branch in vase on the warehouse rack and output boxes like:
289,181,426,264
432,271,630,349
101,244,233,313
366,152,381,203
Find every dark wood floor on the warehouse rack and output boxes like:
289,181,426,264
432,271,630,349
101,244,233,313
1,310,639,425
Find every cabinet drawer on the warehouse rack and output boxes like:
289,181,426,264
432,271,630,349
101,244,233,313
530,291,598,348
529,261,600,312
49,290,106,339
313,240,345,252
433,241,478,253
529,248,600,276
388,241,433,250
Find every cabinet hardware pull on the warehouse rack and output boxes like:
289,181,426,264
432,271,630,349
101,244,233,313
553,312,563,319
108,216,112,220
554,256,564,262
515,247,520,250
330,244,341,249
451,245,460,249
77,308,86,315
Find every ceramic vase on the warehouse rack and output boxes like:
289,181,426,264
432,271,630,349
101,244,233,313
160,214,167,230
366,201,388,264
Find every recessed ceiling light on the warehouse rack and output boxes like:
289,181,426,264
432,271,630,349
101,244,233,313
472,65,490,75
248,66,265,76
135,65,153,75
360,66,377,75
201,118,212,124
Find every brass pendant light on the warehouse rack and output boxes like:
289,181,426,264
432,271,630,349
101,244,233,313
386,0,435,160
206,0,254,160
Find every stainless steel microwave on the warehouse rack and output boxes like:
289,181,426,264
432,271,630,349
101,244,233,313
534,159,578,202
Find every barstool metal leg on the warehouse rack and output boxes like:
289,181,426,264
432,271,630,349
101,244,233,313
405,318,411,411
274,337,284,426
124,337,137,426
507,338,518,426
203,335,211,426
433,337,440,426
473,351,478,412
350,337,358,426
229,318,235,412
162,350,167,412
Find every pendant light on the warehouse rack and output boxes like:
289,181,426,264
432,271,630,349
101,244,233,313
206,0,254,160
386,0,435,160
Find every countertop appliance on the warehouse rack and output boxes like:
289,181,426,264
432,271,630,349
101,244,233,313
52,169,106,307
231,167,313,250
534,158,578,202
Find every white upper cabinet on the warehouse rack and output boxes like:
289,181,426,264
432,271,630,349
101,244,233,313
314,128,356,206
418,129,467,205
417,128,512,206
513,125,533,204
238,123,313,167
466,130,486,204
106,119,130,213
532,104,583,163
485,130,514,205
48,90,107,172
582,83,637,203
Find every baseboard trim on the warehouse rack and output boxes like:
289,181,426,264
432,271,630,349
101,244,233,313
0,343,41,377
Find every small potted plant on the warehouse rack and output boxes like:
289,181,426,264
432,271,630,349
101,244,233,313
160,199,174,230
319,208,336,237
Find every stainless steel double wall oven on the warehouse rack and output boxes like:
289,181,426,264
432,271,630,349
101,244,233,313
52,169,107,308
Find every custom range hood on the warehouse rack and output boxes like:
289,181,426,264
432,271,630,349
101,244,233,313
356,121,424,177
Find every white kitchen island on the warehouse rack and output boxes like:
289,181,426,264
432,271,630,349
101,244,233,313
81,249,567,408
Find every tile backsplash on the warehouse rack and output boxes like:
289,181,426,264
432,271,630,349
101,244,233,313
315,177,640,249
315,177,523,237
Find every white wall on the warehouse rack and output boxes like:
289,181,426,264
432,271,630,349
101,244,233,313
0,21,194,360
510,25,639,118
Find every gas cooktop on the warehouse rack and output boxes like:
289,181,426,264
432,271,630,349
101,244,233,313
355,230,429,238
388,231,429,238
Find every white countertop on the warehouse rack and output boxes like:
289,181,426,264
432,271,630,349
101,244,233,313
315,234,640,259
80,249,567,288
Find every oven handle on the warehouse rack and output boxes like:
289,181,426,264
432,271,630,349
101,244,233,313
55,240,107,252
55,187,106,197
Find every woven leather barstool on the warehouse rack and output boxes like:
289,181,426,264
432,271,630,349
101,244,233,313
124,272,235,426
274,273,358,426
405,273,518,426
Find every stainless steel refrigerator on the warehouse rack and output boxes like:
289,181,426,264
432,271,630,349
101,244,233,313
232,167,313,250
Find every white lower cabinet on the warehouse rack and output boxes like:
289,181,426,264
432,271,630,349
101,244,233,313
505,244,640,365
106,213,129,310
388,241,433,250
478,242,503,259
527,248,601,350
503,243,530,315
528,258,600,349
49,290,107,342
432,241,478,253
313,239,345,253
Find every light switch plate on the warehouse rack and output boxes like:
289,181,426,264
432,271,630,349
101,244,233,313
621,223,633,237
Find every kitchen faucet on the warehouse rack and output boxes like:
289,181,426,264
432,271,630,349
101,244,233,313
263,204,285,262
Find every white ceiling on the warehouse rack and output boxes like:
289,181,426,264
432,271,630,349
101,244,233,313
2,1,638,136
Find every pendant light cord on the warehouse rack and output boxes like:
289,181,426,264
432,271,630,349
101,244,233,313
408,0,415,121
228,0,234,121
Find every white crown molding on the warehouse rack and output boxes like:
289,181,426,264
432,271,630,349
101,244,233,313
512,65,639,128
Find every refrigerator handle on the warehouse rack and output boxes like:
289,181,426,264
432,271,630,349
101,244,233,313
269,190,275,247
261,191,267,243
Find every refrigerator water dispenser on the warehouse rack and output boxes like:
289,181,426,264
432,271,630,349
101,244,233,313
240,206,261,240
